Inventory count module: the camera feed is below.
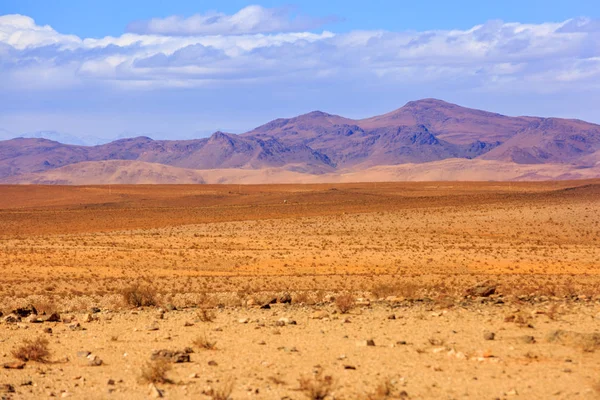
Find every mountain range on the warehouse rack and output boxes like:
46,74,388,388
2,99,600,184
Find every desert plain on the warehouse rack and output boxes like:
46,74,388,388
0,181,599,399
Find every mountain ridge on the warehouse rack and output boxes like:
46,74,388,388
2,99,600,183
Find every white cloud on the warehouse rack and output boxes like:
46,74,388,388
0,10,600,95
126,5,336,36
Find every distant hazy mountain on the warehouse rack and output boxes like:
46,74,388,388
2,99,600,183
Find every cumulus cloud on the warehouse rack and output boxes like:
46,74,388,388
126,5,337,36
0,10,600,95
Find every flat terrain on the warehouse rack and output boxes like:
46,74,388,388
0,181,599,399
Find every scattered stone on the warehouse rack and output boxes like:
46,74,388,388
0,384,15,393
3,361,26,369
77,351,91,358
466,281,497,298
519,335,536,344
151,349,191,363
12,305,37,318
146,323,159,331
344,365,356,370
45,313,61,322
484,331,496,341
547,330,600,352
88,355,103,366
311,310,329,320
4,314,20,323
149,383,164,398
387,314,396,320
278,293,292,304
356,339,376,347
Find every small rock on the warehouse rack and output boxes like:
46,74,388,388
387,314,396,320
146,323,159,331
0,384,15,393
3,361,26,369
311,310,329,320
238,318,249,324
260,303,271,310
43,327,53,334
107,379,115,385
184,321,194,327
344,365,356,370
278,293,292,304
88,355,103,366
83,314,94,323
151,349,191,363
466,281,497,298
519,335,536,344
149,383,164,398
356,339,376,347
483,331,496,341
208,360,218,366
69,322,83,331
3,314,20,323
77,351,91,358
45,313,61,322
12,305,37,318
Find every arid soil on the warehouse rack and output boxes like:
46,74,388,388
0,181,599,399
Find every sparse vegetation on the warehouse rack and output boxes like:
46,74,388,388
11,337,51,362
335,293,355,314
140,359,172,384
121,284,157,307
193,334,217,350
298,371,335,400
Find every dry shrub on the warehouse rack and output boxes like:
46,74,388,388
197,309,216,322
193,334,217,350
298,370,335,400
364,379,408,400
205,378,234,400
293,292,311,305
121,284,157,307
141,359,172,384
335,294,355,314
12,337,51,362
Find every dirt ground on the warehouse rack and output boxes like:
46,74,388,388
0,181,599,399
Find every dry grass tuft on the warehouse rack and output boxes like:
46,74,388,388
121,284,157,307
12,337,51,362
335,294,355,314
197,309,216,322
193,334,217,350
204,378,235,400
140,359,172,384
298,370,335,399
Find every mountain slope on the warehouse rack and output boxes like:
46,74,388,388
2,98,600,183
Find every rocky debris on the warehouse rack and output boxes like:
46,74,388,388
151,349,192,363
277,317,297,326
88,355,103,366
1,384,15,393
3,361,26,369
4,314,20,323
519,335,536,344
26,315,43,323
278,293,292,304
12,305,37,318
547,330,600,352
356,339,376,347
466,281,497,298
45,313,61,322
310,310,329,320
483,331,495,341
146,322,159,331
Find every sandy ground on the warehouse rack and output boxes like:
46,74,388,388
0,181,599,399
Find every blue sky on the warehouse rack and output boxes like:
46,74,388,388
1,1,600,143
